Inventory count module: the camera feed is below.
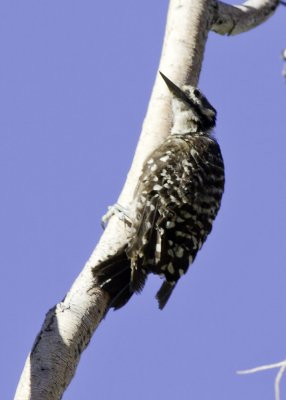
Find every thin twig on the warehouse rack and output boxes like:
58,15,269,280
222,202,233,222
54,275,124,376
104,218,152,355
237,360,286,400
237,361,286,374
275,364,286,400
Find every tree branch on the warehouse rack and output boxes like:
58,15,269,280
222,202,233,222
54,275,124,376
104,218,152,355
14,0,280,398
237,359,286,400
212,0,279,35
15,0,214,398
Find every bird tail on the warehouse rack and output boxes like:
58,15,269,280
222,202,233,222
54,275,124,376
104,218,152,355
156,281,176,310
93,248,133,310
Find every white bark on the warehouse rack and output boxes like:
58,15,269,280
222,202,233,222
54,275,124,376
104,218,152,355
212,0,278,35
14,0,279,398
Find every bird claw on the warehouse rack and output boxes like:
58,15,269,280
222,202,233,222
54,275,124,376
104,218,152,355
101,203,133,229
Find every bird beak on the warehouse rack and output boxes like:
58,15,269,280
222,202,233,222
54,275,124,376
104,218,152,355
159,72,193,106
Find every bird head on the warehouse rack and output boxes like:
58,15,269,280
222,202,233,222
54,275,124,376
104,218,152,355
160,72,216,135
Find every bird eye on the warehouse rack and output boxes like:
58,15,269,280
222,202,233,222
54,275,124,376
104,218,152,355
193,89,200,97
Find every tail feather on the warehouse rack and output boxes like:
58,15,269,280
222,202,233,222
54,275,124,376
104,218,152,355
156,281,176,310
128,196,158,292
130,263,147,293
109,283,132,310
93,248,133,310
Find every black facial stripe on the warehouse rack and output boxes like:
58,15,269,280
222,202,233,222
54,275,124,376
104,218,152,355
159,72,216,130
188,100,215,130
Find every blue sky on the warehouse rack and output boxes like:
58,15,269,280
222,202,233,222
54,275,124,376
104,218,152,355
1,1,286,399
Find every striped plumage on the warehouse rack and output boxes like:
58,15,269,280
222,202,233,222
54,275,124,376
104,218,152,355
94,72,224,310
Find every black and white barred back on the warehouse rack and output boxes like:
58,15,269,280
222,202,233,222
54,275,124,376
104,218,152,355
94,72,225,310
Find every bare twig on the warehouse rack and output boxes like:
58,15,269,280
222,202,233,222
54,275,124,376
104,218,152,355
282,49,286,79
238,359,286,400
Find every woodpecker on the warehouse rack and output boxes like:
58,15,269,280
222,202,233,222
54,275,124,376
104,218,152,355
94,72,225,310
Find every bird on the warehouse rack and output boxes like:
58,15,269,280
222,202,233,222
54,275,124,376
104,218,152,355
93,72,225,311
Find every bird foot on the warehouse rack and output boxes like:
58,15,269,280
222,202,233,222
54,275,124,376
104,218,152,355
101,203,133,229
